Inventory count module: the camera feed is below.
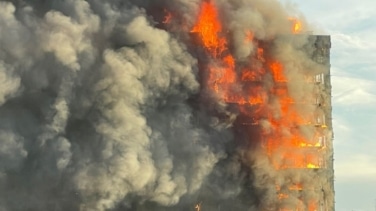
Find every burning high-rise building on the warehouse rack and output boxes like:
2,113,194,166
0,0,333,210
178,1,334,210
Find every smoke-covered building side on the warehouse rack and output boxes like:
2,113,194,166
0,0,333,211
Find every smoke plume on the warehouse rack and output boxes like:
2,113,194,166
0,0,333,211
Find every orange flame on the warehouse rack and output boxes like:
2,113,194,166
263,59,324,170
289,17,302,34
270,61,287,82
191,1,323,209
191,1,227,56
278,193,289,200
289,183,303,191
308,201,318,211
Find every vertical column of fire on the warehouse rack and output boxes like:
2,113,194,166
261,18,330,210
190,0,236,101
190,0,267,113
267,58,326,211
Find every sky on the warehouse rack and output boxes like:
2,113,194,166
286,0,376,210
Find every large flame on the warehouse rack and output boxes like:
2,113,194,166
191,1,227,56
189,0,324,210
190,0,237,105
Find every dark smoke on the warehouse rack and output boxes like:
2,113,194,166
0,0,331,211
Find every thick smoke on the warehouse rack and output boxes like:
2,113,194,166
0,0,332,211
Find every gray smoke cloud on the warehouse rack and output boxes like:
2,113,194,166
0,0,333,211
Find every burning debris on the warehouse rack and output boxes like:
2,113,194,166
0,0,333,211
